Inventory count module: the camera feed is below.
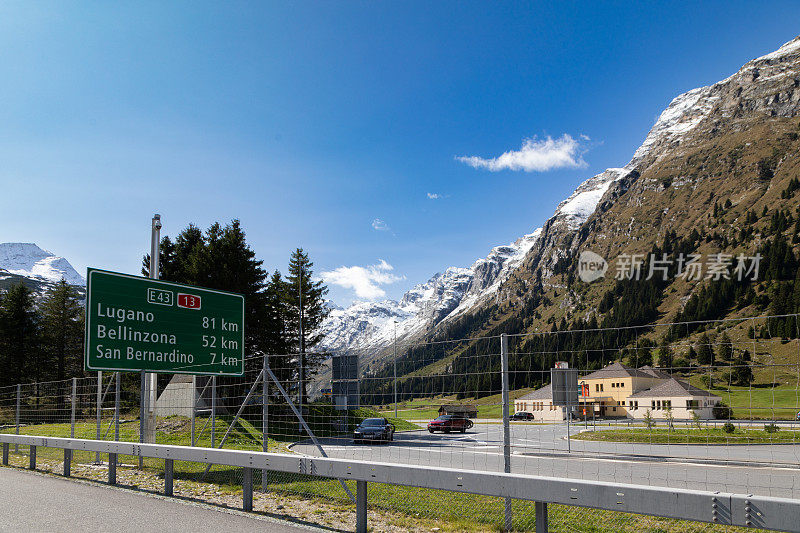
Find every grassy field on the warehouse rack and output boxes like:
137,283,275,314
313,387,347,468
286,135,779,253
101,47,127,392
572,427,800,444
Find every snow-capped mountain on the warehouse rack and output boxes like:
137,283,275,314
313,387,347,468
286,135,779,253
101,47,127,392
0,243,85,287
319,36,800,363
317,229,542,354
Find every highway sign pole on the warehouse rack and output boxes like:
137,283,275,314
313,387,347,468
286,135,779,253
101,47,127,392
190,375,196,446
146,214,161,446
95,371,102,463
500,333,512,531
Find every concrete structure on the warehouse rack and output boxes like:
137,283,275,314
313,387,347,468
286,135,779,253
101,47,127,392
515,363,721,420
514,385,574,421
155,375,207,417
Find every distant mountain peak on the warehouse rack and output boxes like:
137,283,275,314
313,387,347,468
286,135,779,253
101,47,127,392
0,243,85,286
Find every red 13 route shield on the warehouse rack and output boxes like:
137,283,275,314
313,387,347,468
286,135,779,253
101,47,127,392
84,269,245,376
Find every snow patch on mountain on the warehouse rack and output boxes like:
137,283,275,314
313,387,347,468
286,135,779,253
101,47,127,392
0,243,85,286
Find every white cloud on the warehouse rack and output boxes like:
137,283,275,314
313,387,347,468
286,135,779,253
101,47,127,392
321,260,404,300
426,192,442,199
456,134,587,172
371,218,390,231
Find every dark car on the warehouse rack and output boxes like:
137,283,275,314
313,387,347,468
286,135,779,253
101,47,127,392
427,414,474,433
353,418,395,443
511,411,534,421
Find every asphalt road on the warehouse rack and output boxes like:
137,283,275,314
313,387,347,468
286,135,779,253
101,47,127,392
0,468,318,533
292,421,800,499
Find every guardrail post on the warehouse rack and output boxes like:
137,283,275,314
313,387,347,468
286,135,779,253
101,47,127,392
535,501,548,532
109,453,117,485
2,442,8,465
71,378,77,438
501,333,512,531
164,458,173,496
28,445,36,470
64,449,72,477
15,384,21,453
242,467,253,511
356,480,367,533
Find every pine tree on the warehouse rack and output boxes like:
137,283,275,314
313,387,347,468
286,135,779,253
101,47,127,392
285,248,330,406
697,333,714,366
717,332,733,362
0,283,39,386
40,279,84,382
657,337,673,368
261,271,293,386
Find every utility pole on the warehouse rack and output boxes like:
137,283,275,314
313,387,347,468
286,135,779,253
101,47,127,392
393,320,398,419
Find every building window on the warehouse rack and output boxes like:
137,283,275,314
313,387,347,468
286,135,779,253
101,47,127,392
600,384,604,392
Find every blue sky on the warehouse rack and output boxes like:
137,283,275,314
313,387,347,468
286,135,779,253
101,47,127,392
1,2,798,306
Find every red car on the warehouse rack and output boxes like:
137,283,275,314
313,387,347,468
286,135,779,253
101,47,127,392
427,414,474,433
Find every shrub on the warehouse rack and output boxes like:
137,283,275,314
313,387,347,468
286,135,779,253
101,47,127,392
723,422,735,434
764,423,779,433
713,401,733,420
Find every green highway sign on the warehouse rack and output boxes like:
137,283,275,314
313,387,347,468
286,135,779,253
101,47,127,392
85,269,245,376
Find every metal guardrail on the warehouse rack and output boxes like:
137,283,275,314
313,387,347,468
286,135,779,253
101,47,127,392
1,433,799,532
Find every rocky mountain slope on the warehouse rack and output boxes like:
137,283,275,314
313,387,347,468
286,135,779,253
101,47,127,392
0,243,85,295
322,36,800,386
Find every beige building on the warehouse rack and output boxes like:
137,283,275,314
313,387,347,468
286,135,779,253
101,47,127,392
627,378,720,420
514,362,720,421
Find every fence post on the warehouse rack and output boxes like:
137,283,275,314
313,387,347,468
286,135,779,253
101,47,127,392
500,333,512,531
211,376,216,448
242,467,253,511
2,442,8,465
139,370,145,469
71,378,77,438
15,384,21,454
114,372,120,441
96,371,102,463
262,353,268,492
29,445,36,470
356,480,368,533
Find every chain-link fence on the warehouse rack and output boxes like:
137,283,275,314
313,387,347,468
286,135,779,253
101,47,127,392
2,314,800,531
